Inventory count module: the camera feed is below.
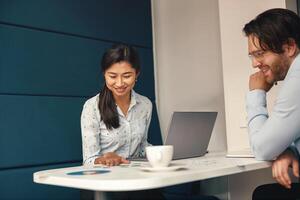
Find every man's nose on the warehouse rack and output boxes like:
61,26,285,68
251,57,262,68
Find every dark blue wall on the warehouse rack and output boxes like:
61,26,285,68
0,1,161,199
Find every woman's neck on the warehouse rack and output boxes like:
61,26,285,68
114,92,131,116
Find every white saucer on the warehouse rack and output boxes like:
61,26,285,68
139,164,186,172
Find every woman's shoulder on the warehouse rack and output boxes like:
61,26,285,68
83,93,100,108
134,91,152,107
81,93,101,120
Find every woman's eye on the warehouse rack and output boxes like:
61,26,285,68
123,75,131,79
109,76,116,79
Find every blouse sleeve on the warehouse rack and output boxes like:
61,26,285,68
138,100,153,157
81,97,102,166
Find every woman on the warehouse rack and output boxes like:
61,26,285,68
81,44,152,167
80,44,217,200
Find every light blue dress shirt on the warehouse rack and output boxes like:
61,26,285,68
81,90,152,165
247,54,300,160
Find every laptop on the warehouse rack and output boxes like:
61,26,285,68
165,111,217,159
129,111,217,161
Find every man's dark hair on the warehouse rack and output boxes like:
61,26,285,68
243,8,300,53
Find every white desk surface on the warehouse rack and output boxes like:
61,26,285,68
33,151,271,192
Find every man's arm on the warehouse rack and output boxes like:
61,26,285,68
247,72,300,160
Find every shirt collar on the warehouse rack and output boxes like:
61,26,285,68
128,90,138,111
116,90,139,118
286,53,300,79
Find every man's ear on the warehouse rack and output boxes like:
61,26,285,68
284,38,298,57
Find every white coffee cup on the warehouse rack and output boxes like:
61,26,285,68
146,145,174,168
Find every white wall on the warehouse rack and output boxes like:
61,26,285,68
152,0,227,152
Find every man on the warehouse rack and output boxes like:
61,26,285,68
243,8,300,199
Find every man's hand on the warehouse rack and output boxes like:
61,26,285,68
94,152,130,166
249,71,273,92
272,150,299,189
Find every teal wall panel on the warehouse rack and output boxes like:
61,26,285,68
0,0,152,47
0,0,159,199
0,95,86,168
0,163,81,200
134,49,156,101
148,102,163,145
0,95,161,170
0,24,155,98
0,24,105,96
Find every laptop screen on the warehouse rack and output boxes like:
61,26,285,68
164,112,217,159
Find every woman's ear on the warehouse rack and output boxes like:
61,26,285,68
135,72,140,82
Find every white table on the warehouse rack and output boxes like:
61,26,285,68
33,151,271,198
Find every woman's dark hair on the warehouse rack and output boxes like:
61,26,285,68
99,44,141,130
243,8,300,53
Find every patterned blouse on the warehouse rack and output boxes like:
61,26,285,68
81,90,152,165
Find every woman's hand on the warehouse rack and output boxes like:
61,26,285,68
94,152,130,166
